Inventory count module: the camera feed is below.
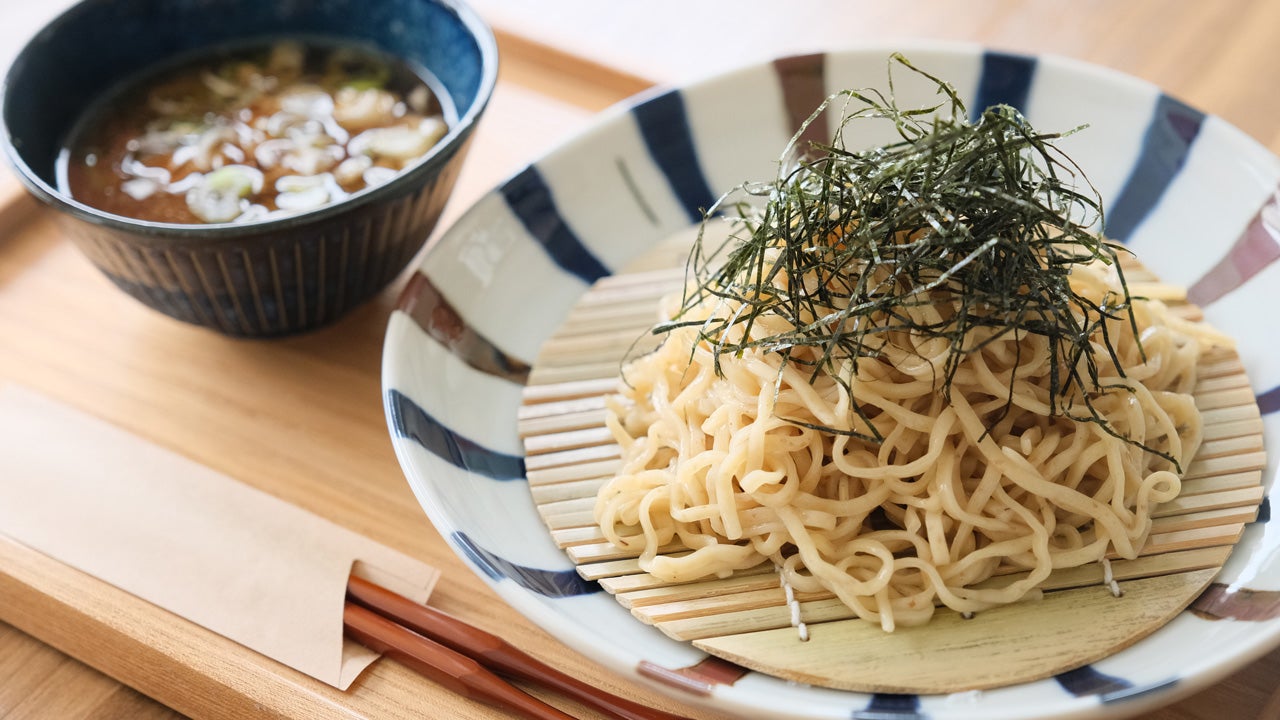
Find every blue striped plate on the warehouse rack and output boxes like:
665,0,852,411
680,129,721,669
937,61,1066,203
382,42,1280,719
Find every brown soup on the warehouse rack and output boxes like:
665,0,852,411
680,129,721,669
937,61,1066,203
57,38,452,225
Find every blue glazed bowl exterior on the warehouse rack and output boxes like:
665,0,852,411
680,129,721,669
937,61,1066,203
1,0,497,336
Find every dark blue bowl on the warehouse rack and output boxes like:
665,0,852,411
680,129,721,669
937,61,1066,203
1,0,497,337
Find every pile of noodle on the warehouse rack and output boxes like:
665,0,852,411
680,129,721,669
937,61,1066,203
596,247,1209,631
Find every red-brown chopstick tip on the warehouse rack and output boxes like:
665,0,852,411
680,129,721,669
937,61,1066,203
343,602,576,720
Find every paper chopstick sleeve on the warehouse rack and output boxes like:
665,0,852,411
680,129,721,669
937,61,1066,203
0,385,440,689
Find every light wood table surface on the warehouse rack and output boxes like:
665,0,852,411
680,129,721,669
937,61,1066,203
1,1,1279,718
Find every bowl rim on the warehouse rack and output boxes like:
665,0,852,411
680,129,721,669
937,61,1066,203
0,0,499,241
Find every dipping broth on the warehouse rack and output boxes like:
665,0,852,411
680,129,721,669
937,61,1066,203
57,38,454,225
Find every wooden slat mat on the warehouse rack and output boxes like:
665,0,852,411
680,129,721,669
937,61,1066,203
519,260,1266,694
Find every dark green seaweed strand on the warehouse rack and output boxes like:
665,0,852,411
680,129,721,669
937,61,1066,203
648,53,1181,470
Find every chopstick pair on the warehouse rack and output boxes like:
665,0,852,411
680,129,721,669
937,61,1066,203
343,575,691,720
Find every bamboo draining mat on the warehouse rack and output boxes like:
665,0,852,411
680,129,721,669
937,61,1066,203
518,251,1266,693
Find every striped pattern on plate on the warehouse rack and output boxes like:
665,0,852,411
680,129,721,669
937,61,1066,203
383,44,1280,720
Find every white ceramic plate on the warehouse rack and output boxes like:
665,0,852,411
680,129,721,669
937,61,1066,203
382,42,1280,719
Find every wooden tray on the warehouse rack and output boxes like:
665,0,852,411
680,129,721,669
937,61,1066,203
519,256,1266,694
5,2,1280,717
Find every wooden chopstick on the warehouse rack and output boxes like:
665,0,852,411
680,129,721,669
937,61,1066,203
346,575,691,720
343,601,575,720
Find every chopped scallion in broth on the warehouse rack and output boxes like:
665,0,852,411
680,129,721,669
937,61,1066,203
58,38,452,225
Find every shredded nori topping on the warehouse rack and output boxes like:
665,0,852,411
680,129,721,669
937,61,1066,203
653,54,1172,466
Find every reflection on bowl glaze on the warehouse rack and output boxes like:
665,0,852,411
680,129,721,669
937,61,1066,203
1194,583,1280,621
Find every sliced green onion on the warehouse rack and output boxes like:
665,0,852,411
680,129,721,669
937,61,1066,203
185,165,262,222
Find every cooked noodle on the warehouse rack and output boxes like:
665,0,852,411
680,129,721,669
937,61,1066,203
595,249,1212,631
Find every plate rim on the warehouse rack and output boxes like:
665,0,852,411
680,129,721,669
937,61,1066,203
382,41,1280,720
